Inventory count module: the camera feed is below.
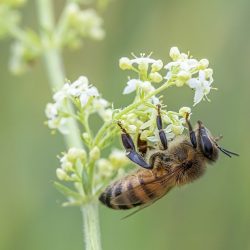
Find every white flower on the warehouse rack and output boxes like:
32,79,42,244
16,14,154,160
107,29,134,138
67,76,99,107
123,79,155,94
67,76,89,96
123,79,139,94
188,70,213,105
130,56,156,65
45,103,58,119
165,47,199,85
122,54,163,73
53,83,70,103
47,117,70,134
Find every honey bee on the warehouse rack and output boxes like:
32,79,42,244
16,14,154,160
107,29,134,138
99,105,238,212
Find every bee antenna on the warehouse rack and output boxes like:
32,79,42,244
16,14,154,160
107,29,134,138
218,146,239,157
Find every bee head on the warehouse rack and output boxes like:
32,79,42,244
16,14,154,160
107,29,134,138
197,121,239,161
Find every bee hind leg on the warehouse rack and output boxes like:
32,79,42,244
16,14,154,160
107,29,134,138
156,105,168,150
185,113,197,148
118,122,153,169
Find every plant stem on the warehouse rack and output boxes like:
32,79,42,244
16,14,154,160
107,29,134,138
81,202,102,250
36,1,102,250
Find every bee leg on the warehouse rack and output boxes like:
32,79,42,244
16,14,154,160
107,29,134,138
156,105,168,150
185,113,197,148
118,122,152,169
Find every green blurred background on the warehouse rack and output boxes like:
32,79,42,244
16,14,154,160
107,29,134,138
0,0,249,249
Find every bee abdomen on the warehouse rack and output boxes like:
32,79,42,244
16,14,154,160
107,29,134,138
99,179,145,210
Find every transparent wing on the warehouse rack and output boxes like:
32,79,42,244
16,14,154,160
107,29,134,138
111,167,182,206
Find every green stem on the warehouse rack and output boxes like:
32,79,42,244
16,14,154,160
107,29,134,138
94,80,173,146
36,1,102,250
81,203,101,250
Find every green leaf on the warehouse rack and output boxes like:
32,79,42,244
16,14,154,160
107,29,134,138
54,181,83,199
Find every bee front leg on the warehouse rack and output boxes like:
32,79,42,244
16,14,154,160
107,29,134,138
185,113,197,148
156,105,168,150
118,122,153,169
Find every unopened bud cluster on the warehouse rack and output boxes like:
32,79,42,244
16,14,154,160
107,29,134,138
0,1,106,74
58,3,105,49
56,147,87,182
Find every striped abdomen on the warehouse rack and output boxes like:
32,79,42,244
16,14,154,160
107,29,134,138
99,167,173,210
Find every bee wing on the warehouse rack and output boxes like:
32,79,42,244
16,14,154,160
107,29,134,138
111,167,181,206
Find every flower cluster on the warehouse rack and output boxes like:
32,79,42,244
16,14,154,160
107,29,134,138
120,54,163,98
0,4,22,39
165,47,215,105
119,47,215,106
56,147,87,182
57,3,105,49
117,47,216,145
120,104,191,143
55,146,129,205
94,149,130,188
45,76,113,134
47,46,216,206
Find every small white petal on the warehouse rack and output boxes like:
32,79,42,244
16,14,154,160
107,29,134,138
198,70,206,82
140,120,153,130
193,88,204,105
188,78,199,88
79,93,89,106
87,86,99,96
123,79,138,94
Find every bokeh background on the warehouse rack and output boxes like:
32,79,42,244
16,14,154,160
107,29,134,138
0,0,249,250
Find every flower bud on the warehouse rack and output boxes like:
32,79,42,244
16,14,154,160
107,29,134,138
169,47,181,61
67,147,86,162
175,80,185,87
56,168,69,181
177,70,191,82
199,59,209,69
109,149,129,168
171,124,184,135
61,161,73,172
127,125,137,133
119,57,132,70
151,60,163,72
89,146,100,161
97,159,113,178
149,72,163,83
179,107,191,117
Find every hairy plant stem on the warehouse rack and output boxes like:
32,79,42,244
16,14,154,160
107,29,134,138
81,203,101,250
36,0,102,249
